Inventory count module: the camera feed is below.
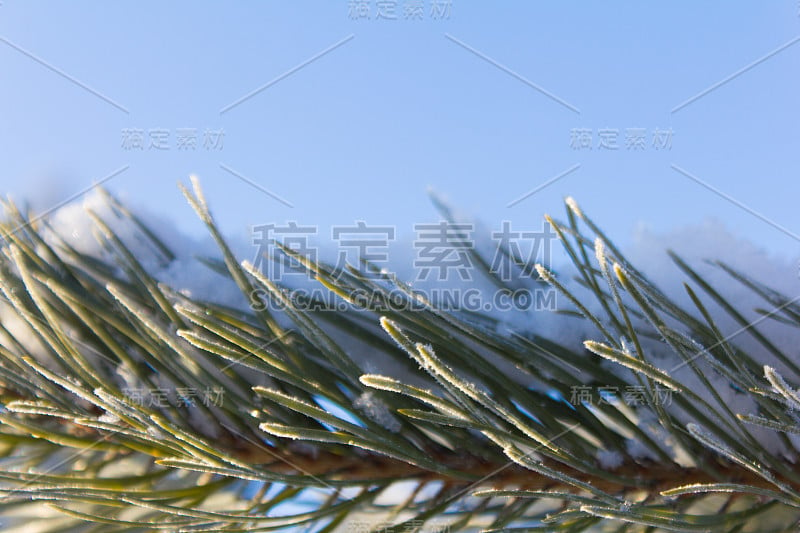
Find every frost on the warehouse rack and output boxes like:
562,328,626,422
98,411,121,424
146,426,165,439
354,391,401,433
619,337,636,357
115,363,141,391
625,437,659,463
624,410,696,467
596,449,624,469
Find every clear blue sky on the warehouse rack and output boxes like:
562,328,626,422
1,1,798,259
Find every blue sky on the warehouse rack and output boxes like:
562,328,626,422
1,1,799,263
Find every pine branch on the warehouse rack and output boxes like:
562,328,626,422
0,183,797,531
